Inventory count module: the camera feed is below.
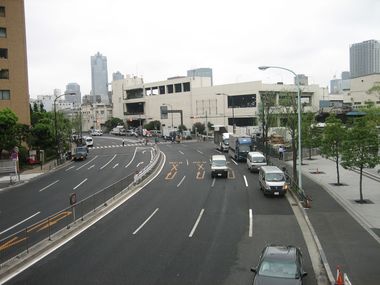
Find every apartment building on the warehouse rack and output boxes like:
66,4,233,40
0,0,30,125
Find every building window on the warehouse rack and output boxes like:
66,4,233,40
174,83,182,93
183,82,190,92
0,48,8,59
0,69,9,79
0,90,10,100
228,94,256,108
0,6,5,17
167,85,173,94
159,85,165,94
0,27,6,38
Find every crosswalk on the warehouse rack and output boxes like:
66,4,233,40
91,141,171,150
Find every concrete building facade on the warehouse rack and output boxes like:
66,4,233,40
65,82,81,106
350,40,380,78
0,0,30,125
111,74,322,135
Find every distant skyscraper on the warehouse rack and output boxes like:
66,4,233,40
91,52,109,104
112,71,124,81
65,82,81,106
350,40,380,78
187,68,213,85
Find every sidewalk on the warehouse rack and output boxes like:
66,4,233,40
300,155,380,233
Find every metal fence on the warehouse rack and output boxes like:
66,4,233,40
0,145,161,266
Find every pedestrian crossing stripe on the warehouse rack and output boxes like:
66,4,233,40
91,141,172,150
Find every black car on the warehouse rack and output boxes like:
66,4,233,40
251,245,307,285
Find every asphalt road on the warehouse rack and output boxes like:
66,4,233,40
0,136,152,239
5,140,317,285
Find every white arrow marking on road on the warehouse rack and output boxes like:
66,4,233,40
73,178,88,190
100,154,117,170
189,209,205,237
136,162,144,168
0,212,41,236
133,208,159,235
39,180,59,192
76,155,98,170
113,163,119,169
179,151,184,155
197,150,203,155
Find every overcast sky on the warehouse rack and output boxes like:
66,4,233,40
24,0,380,98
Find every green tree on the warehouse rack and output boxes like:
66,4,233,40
258,91,277,159
144,120,161,130
320,115,346,185
104,117,124,131
341,117,380,203
192,122,205,135
178,124,187,132
0,108,19,157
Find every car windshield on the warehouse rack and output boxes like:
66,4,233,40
213,160,226,167
265,173,285,182
253,157,266,163
240,144,251,152
258,260,298,279
76,147,87,153
223,139,229,145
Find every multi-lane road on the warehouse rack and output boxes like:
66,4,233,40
2,136,317,284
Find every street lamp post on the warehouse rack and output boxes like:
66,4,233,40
216,93,236,134
258,66,302,191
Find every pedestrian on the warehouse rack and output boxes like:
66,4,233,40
278,145,284,160
122,139,125,147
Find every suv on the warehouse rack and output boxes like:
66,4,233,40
73,146,88,161
210,155,228,178
251,245,307,284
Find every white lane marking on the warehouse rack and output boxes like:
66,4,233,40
88,165,95,170
113,163,119,169
197,150,203,155
100,154,117,170
136,162,144,168
0,212,41,236
211,178,215,188
189,209,205,237
133,208,159,235
231,159,238,165
73,178,88,190
65,166,75,172
125,147,138,168
186,159,189,166
39,180,59,192
76,155,98,170
244,175,248,187
179,151,184,155
177,176,186,188
249,209,253,237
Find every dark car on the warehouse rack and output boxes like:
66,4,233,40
251,245,307,285
73,146,88,161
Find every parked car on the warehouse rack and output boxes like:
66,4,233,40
251,245,307,285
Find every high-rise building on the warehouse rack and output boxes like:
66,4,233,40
91,52,109,104
187,68,213,85
65,82,81,106
350,40,380,78
0,0,30,125
112,71,124,81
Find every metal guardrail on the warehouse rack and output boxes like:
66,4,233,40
0,145,161,266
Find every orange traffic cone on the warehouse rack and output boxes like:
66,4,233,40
335,266,344,285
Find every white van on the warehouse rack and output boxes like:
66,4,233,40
210,155,229,178
85,136,94,147
258,166,288,196
247,151,267,172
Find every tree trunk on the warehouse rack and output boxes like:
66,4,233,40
308,147,312,160
359,166,364,203
335,154,340,185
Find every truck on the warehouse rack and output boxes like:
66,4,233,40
110,125,126,136
213,126,229,152
228,134,253,162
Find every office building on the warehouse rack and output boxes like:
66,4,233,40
350,40,380,78
91,52,109,104
65,82,81,106
0,0,30,125
112,71,124,81
187,68,213,85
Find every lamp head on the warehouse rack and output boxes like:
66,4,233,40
258,66,269,71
